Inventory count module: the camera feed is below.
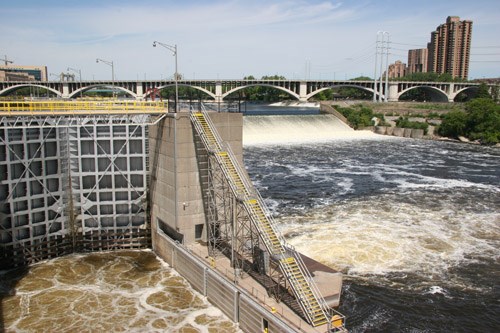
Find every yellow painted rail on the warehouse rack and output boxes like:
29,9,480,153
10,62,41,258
0,100,168,116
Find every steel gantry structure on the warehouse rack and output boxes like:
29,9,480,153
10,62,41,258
190,106,345,329
0,100,168,267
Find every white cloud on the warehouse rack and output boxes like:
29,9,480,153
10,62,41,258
0,0,498,80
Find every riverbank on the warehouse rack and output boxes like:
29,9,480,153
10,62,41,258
320,101,500,147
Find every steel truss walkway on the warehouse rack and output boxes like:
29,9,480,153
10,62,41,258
190,108,345,329
0,100,169,128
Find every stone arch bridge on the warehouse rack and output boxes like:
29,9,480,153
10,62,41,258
0,79,488,102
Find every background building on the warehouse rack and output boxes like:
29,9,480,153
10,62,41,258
0,65,48,81
407,48,428,75
427,16,473,79
386,60,407,78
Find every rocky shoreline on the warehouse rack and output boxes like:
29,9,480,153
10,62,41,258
320,101,500,147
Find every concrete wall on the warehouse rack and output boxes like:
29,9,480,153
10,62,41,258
155,230,296,333
374,126,425,139
149,112,243,247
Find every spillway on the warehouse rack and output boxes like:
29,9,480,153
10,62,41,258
243,114,377,145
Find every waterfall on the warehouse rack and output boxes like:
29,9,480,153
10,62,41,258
243,115,377,145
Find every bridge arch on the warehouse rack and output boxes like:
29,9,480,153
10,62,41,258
69,84,137,99
398,85,449,102
222,84,300,101
156,83,216,99
0,84,62,98
450,86,479,101
306,84,380,101
142,83,216,100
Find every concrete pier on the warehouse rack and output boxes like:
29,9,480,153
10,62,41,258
148,111,344,332
149,111,243,245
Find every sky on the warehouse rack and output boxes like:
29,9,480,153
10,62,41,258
1,0,499,81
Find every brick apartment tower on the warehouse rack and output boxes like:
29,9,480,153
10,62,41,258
427,16,473,79
407,48,428,75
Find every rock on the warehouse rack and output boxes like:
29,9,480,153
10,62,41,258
458,136,470,143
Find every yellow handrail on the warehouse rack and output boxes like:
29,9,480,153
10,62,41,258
0,100,169,116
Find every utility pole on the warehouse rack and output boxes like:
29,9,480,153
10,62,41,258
384,33,391,102
373,33,380,102
374,31,390,102
2,55,13,66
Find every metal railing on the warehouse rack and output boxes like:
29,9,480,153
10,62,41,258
0,100,168,116
189,105,346,329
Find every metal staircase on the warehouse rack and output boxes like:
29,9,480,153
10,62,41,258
190,109,342,328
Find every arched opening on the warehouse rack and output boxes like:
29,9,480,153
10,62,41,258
454,87,479,102
399,86,449,102
72,85,136,99
224,85,299,113
156,85,214,112
309,85,373,101
224,84,298,102
0,85,60,99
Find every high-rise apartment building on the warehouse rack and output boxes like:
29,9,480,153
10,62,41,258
407,48,428,75
427,16,473,79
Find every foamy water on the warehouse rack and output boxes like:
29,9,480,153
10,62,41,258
279,192,499,288
243,115,379,145
0,251,240,333
243,129,500,331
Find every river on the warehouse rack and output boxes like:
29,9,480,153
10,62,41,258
242,104,500,332
1,104,499,332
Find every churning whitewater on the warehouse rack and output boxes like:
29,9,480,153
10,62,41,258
242,112,499,332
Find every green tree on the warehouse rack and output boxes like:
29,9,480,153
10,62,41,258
233,74,291,101
395,117,429,134
438,110,467,138
350,76,372,81
475,83,492,99
335,105,379,129
465,98,500,144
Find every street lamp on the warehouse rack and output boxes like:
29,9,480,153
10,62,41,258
96,58,115,98
153,41,178,112
67,67,82,98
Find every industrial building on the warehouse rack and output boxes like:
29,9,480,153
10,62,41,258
0,65,48,81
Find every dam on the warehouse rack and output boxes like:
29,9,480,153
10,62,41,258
0,101,346,332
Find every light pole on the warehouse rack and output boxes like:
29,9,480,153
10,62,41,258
153,41,178,112
67,67,82,98
96,58,115,98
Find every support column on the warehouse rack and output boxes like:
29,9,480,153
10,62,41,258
62,82,70,99
299,81,308,102
215,81,223,103
447,83,455,102
136,82,144,100
387,82,399,102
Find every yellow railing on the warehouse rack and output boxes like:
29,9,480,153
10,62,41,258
0,100,168,116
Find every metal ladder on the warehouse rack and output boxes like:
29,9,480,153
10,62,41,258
190,108,336,327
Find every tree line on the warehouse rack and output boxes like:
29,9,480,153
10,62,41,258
438,84,500,145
